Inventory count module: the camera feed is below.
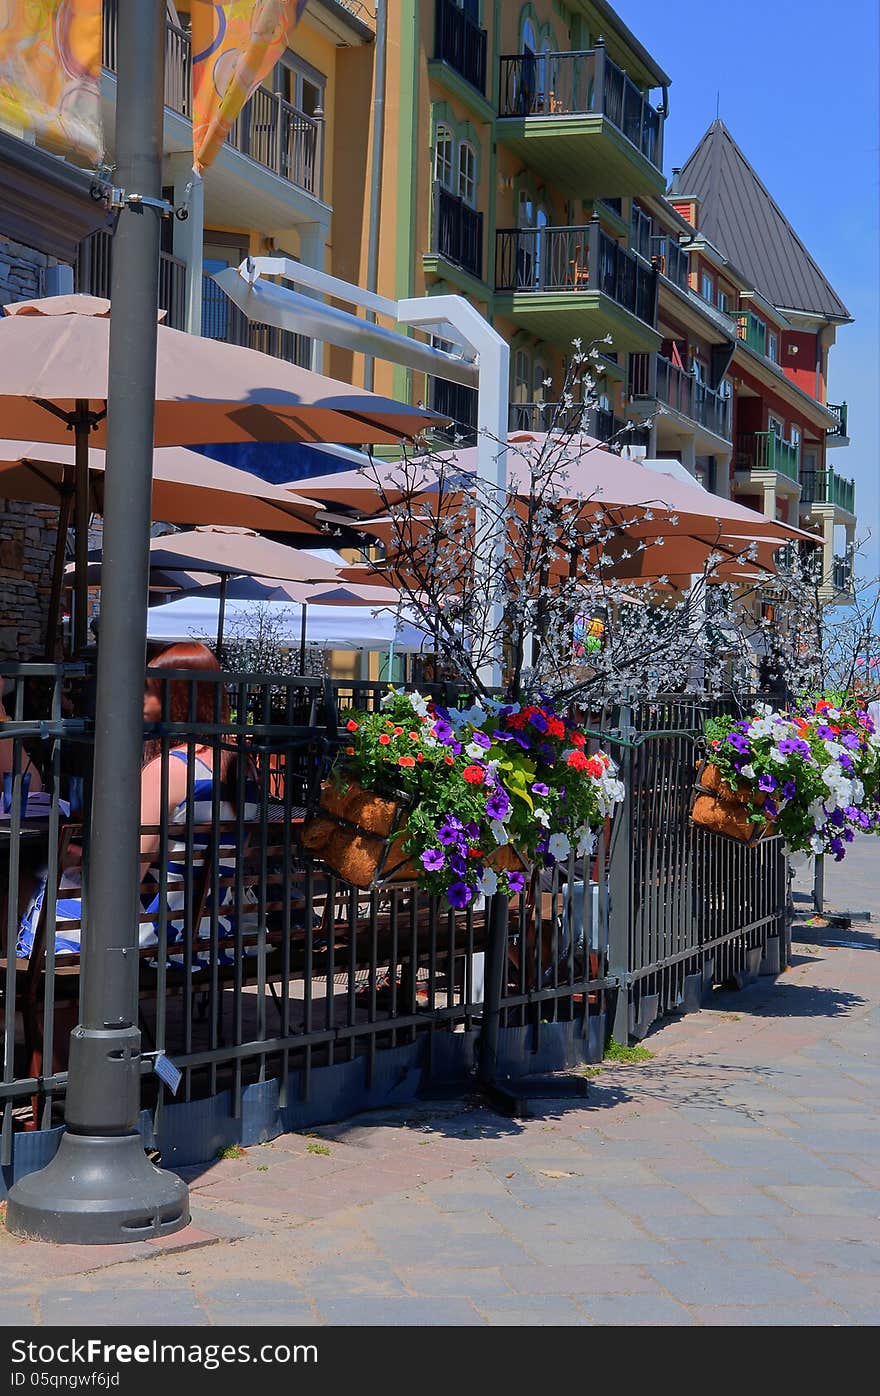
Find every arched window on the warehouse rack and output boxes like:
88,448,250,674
433,124,454,189
514,348,532,403
533,358,547,401
522,18,538,54
534,204,549,289
458,141,477,206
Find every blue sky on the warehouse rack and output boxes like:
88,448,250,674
620,0,879,578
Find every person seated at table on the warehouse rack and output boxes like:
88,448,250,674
139,642,259,962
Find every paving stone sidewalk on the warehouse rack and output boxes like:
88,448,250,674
1,846,878,1327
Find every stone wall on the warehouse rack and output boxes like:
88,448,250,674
0,233,62,660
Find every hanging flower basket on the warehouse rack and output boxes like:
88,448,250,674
691,761,774,844
300,775,420,889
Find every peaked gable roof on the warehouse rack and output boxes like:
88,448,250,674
675,121,851,321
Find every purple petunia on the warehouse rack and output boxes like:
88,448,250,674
839,753,855,775
470,730,492,750
531,782,550,797
782,781,797,801
765,798,778,818
726,733,750,754
464,820,480,841
507,872,526,895
448,852,467,876
420,848,445,873
437,817,463,846
529,710,548,733
816,724,835,741
447,881,473,909
841,732,861,750
829,836,845,862
778,738,810,758
432,720,454,745
486,790,511,821
758,773,777,793
492,729,514,743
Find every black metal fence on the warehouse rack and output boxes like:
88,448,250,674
0,666,788,1174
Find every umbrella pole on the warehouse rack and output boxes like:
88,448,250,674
6,0,187,1244
43,468,75,659
299,602,307,675
73,401,91,653
216,573,228,654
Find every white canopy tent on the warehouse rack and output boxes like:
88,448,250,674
145,592,432,653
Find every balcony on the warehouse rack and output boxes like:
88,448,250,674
736,431,800,484
102,0,324,200
800,469,856,515
733,309,771,359
78,230,186,330
650,234,689,292
826,401,849,443
628,354,731,442
496,48,665,198
433,0,487,95
430,378,478,444
430,182,484,282
495,223,658,349
508,401,627,443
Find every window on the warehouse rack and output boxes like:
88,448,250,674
457,141,476,206
767,330,779,364
434,124,454,189
277,56,325,117
701,271,714,302
513,348,531,404
768,414,784,439
533,358,547,402
790,424,801,458
717,289,729,313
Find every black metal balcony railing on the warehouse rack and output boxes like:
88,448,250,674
833,555,853,593
434,0,487,94
736,432,800,482
78,230,186,330
650,234,689,292
826,401,848,438
799,469,856,514
432,182,484,280
629,353,731,440
202,276,311,368
102,0,323,198
498,48,663,170
508,401,628,442
430,377,478,443
495,224,656,326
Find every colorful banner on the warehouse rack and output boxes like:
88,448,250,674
0,0,102,166
191,0,307,173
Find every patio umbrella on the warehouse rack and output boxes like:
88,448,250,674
0,294,443,650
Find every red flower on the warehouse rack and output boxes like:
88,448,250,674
398,755,416,768
444,755,454,766
378,733,391,746
566,750,589,771
345,746,355,755
385,719,395,728
394,726,403,736
417,753,424,763
584,757,603,778
345,719,358,732
505,711,527,730
570,732,586,748
547,718,565,739
408,731,419,740
463,765,485,785
468,847,483,858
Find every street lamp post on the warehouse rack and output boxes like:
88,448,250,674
6,0,188,1243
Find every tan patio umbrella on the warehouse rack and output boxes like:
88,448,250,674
0,295,443,650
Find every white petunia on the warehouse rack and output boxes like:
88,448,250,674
548,832,571,861
490,820,509,846
741,764,756,780
534,807,551,828
479,868,499,897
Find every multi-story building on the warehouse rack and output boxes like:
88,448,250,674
0,0,377,657
669,120,855,604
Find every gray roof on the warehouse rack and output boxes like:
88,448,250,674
675,121,851,321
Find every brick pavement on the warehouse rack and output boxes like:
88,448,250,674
1,845,878,1327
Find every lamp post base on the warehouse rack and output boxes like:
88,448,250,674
5,1131,189,1245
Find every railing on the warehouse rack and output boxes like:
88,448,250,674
229,88,324,199
495,223,656,325
826,401,848,438
202,276,312,368
78,230,187,331
498,48,663,170
650,234,689,292
0,666,787,1172
630,205,653,262
733,309,769,359
434,0,487,93
508,401,626,442
833,555,853,593
629,354,731,440
800,469,856,514
102,0,322,197
431,182,484,280
430,377,478,443
102,0,191,117
736,431,800,482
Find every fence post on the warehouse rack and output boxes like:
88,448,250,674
476,894,508,1090
607,730,635,1044
812,854,824,914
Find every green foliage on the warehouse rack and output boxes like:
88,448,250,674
604,1039,654,1063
